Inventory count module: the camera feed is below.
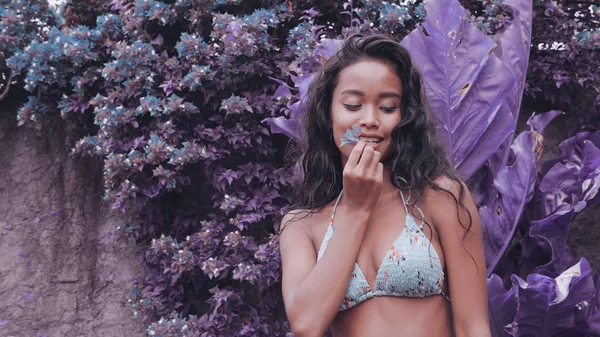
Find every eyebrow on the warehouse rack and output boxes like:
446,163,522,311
340,89,402,100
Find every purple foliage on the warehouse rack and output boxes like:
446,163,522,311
5,0,600,336
473,0,533,192
0,0,56,101
525,1,600,132
488,274,518,337
400,0,517,180
481,110,561,275
489,259,597,337
509,259,595,336
521,131,600,276
575,273,600,335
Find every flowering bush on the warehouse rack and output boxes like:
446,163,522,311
525,1,599,133
5,0,600,336
0,0,56,102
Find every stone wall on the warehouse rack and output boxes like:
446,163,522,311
0,108,146,337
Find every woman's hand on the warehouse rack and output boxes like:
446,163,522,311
342,140,384,213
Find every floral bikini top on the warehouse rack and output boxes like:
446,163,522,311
317,188,450,311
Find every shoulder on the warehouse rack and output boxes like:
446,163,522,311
422,175,466,204
279,208,322,239
421,175,476,229
279,204,333,246
280,209,311,231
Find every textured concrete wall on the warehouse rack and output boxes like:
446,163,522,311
0,109,145,337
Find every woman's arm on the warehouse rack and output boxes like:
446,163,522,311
279,207,371,337
427,176,492,337
280,141,383,337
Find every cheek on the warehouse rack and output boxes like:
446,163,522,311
330,112,347,144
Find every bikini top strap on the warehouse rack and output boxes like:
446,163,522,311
329,189,344,228
399,188,409,214
400,188,425,229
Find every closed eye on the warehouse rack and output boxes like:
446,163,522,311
343,104,398,113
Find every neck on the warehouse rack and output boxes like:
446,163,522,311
379,164,398,199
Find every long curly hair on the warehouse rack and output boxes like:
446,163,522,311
282,33,473,251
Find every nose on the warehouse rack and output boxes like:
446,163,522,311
358,105,380,129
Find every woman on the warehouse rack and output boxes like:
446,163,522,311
278,33,491,337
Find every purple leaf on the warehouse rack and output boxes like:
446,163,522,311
340,124,362,147
480,111,560,275
291,73,316,113
574,273,600,335
526,210,575,277
522,131,600,275
533,131,600,225
483,0,534,173
487,274,518,337
400,0,516,180
264,72,317,141
509,259,596,337
151,34,164,46
265,39,339,141
540,132,600,211
528,110,562,135
271,84,292,100
142,184,161,198
314,38,342,60
262,116,303,141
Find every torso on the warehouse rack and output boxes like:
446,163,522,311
307,189,454,337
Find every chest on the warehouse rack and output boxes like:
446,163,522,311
311,198,446,283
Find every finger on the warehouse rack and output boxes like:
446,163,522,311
356,145,374,171
376,162,384,182
345,140,367,169
369,151,382,174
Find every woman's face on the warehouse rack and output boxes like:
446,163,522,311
331,58,403,166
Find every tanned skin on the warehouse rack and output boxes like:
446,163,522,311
279,59,491,337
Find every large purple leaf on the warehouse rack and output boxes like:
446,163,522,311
520,131,600,276
488,274,519,337
574,273,600,335
481,111,560,276
526,210,575,277
263,73,317,141
263,117,302,140
400,0,516,180
539,131,600,214
542,131,600,173
483,0,534,176
508,259,596,337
